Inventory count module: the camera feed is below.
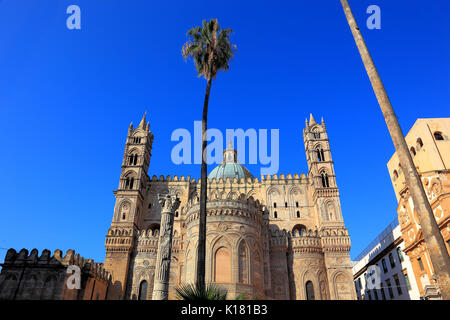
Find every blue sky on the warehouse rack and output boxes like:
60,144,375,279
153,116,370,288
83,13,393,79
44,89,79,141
0,0,449,265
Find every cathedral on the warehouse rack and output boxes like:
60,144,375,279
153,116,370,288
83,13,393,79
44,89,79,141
0,113,356,300
103,113,356,300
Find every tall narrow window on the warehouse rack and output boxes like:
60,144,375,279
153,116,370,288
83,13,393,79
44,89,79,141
238,242,248,284
393,274,402,295
274,211,278,218
388,253,396,268
296,202,299,208
382,259,388,273
305,281,315,300
138,280,148,300
296,211,300,218
417,257,424,271
273,202,277,208
129,177,134,189
434,132,444,140
410,147,416,156
321,173,330,188
285,202,287,208
386,279,394,298
380,283,387,300
403,272,411,290
373,288,379,300
214,247,231,283
396,247,404,262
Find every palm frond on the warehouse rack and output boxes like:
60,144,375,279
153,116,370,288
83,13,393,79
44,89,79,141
175,282,228,300
181,18,236,80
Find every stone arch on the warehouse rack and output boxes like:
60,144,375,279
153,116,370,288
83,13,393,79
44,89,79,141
19,274,37,299
292,224,307,237
302,270,319,300
214,247,231,283
324,199,336,221
332,271,353,300
117,199,132,222
251,244,264,289
237,239,249,284
317,270,329,300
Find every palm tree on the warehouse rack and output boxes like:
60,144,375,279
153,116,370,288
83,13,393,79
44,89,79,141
339,0,450,298
182,19,236,290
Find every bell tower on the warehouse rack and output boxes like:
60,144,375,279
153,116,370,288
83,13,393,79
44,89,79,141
303,114,343,224
104,113,153,299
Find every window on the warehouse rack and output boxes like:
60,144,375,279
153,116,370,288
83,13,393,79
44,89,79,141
285,202,288,208
386,279,394,298
122,213,126,220
305,281,315,300
274,211,278,218
138,280,148,300
148,203,152,209
393,274,402,295
382,258,388,273
393,170,399,179
175,211,179,217
273,202,277,208
417,257,424,271
215,247,231,283
358,278,362,288
296,211,300,218
410,147,416,156
296,202,299,208
373,288,379,300
396,247,404,262
380,283,387,300
125,177,135,190
321,173,330,188
447,239,450,250
367,289,372,300
417,138,423,149
403,272,411,290
316,148,325,162
434,132,444,140
388,253,396,268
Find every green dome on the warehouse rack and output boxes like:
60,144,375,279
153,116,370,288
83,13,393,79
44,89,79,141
208,162,253,180
208,142,253,181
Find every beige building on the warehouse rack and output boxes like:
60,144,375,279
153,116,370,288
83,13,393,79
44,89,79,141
104,114,356,300
387,118,450,299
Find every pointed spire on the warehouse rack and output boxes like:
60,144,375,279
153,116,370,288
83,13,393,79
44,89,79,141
139,112,147,128
321,117,325,126
129,122,133,131
146,121,150,131
305,118,309,127
309,113,316,125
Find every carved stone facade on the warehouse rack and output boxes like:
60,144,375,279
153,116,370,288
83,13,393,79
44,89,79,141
103,113,356,300
387,118,450,299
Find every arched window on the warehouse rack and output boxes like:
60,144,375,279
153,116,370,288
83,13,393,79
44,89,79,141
214,247,231,283
138,280,148,300
274,211,278,218
410,147,416,156
321,173,330,188
292,224,306,236
122,213,126,220
434,131,444,140
238,241,248,284
388,253,396,268
296,202,299,208
393,170,399,179
273,202,277,208
305,281,315,300
316,148,325,162
296,211,300,218
285,202,288,208
417,138,423,149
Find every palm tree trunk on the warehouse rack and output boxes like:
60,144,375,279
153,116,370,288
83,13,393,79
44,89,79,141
197,76,212,290
339,0,450,299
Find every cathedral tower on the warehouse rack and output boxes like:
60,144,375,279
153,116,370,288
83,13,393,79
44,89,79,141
104,113,153,299
303,114,343,224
